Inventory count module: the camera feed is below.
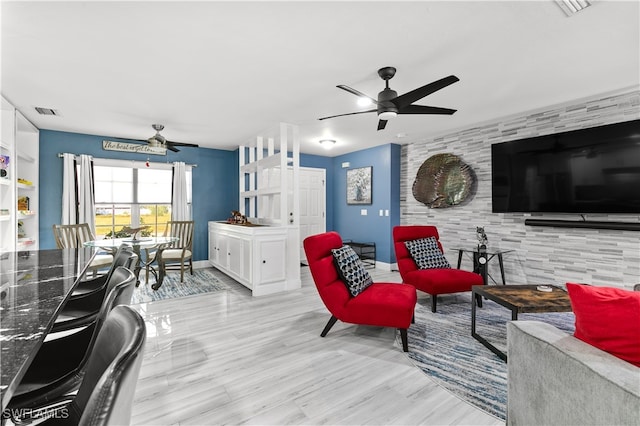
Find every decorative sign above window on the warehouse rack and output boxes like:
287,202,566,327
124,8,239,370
412,153,476,208
102,140,166,155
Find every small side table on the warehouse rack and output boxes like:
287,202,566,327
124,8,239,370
343,240,376,269
452,247,513,285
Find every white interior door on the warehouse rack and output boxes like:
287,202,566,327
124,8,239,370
298,167,326,264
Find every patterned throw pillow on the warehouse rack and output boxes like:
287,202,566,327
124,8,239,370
331,245,373,297
405,237,451,269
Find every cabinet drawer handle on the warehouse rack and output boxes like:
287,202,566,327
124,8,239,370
262,260,266,264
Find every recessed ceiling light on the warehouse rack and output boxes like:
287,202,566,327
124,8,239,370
555,0,591,16
319,139,336,150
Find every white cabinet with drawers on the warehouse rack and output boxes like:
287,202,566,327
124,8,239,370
208,221,298,296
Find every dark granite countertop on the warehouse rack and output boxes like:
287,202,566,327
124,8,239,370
0,248,95,410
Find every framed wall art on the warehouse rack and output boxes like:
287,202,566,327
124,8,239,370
346,166,372,205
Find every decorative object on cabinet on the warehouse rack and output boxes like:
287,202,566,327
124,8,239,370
228,210,250,225
346,166,372,205
412,153,476,208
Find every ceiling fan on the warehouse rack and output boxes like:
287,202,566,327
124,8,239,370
137,124,199,152
318,67,459,130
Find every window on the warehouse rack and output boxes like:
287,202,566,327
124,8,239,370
92,159,191,239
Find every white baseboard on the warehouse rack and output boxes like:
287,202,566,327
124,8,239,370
374,261,397,271
195,259,398,273
193,260,211,269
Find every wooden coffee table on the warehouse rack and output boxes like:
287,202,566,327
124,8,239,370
471,285,573,361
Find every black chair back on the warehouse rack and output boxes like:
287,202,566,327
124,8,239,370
6,266,138,413
72,305,146,426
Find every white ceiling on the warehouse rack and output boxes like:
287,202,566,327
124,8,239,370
1,1,639,157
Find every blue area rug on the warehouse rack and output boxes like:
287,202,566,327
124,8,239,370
400,293,575,420
131,268,229,304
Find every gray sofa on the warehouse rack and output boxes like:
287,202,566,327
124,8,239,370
507,320,640,426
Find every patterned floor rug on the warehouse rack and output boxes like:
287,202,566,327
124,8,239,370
131,268,229,304
400,293,575,420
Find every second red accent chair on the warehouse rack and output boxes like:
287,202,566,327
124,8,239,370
393,225,484,313
304,232,417,351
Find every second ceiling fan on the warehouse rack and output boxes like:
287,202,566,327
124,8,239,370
319,67,459,130
137,124,199,152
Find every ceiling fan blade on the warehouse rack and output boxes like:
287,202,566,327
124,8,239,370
337,85,378,105
166,140,200,148
377,119,388,131
318,109,377,121
166,145,180,153
398,105,457,115
392,75,460,109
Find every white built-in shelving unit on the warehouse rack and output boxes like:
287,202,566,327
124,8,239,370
209,123,301,296
0,96,39,253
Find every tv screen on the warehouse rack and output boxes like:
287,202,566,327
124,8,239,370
491,119,640,214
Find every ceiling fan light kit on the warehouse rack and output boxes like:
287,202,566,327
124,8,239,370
378,111,397,121
319,66,459,131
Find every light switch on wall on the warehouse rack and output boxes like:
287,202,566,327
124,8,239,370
361,209,367,216
385,210,389,216
379,209,384,216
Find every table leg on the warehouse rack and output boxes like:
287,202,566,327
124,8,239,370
132,247,143,287
498,253,507,285
151,248,166,291
457,250,463,269
471,289,508,362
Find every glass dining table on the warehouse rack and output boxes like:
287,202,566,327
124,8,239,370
83,236,178,290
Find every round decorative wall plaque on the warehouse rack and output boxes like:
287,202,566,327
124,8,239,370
412,153,476,208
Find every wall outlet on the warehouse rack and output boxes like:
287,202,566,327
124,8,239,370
361,209,367,216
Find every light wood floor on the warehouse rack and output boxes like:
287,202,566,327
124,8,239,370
130,266,503,425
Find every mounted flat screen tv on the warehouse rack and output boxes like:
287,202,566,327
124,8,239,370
492,119,640,213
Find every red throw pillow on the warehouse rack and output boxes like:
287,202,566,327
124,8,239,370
566,283,640,367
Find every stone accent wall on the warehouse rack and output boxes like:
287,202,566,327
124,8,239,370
401,90,640,288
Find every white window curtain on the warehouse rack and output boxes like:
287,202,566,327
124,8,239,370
61,153,95,232
77,154,95,231
171,161,190,221
61,153,77,225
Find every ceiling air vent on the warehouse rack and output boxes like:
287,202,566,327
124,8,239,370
555,0,591,16
35,107,58,116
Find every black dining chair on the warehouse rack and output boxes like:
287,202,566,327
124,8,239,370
69,244,135,301
52,250,138,333
7,305,146,426
7,266,137,412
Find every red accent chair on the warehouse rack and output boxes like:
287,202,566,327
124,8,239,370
393,225,484,313
304,232,417,351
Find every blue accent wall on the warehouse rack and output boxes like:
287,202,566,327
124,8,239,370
39,130,238,261
331,144,401,264
38,130,401,265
